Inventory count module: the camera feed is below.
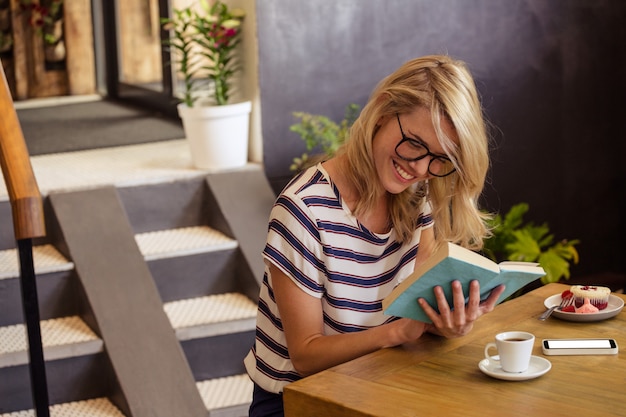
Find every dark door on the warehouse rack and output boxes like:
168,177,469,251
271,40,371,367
97,0,178,117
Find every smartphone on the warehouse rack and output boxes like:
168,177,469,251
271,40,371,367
542,338,618,355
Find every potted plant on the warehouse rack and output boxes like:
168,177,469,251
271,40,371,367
162,0,250,170
482,202,579,286
289,103,360,172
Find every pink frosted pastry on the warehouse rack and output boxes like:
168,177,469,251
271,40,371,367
575,298,599,314
571,285,610,310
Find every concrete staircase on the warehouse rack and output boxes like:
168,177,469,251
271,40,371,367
0,140,275,416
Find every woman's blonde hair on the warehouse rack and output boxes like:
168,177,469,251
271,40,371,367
339,55,491,249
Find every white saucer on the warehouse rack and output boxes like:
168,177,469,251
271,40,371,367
478,355,551,381
543,294,624,322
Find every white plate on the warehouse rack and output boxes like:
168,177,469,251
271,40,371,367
479,355,551,381
543,294,624,322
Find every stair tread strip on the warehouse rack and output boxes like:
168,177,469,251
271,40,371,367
164,293,258,341
165,292,257,327
136,226,237,261
0,316,103,367
0,244,73,280
197,374,253,411
0,397,126,417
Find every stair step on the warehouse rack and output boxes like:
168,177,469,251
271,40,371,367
0,316,103,368
136,226,237,261
164,292,257,341
1,291,257,368
0,226,236,279
0,397,126,417
0,245,73,280
198,374,253,416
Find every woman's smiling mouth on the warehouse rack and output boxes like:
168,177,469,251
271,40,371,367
393,160,416,181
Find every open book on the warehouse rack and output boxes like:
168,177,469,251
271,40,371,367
382,241,545,323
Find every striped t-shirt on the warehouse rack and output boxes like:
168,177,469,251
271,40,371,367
244,164,433,393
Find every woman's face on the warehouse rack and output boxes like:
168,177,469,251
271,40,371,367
372,106,457,195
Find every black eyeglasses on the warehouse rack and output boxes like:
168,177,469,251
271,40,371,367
395,114,456,177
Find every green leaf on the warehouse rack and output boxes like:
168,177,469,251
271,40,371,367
505,229,542,262
538,250,572,284
502,202,528,230
289,104,361,172
550,239,580,263
482,203,580,288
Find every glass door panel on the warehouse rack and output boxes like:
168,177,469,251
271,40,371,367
97,0,177,116
117,0,163,92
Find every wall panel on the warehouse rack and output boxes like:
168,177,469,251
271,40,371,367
256,0,626,278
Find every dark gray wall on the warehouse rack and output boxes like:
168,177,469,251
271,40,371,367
256,0,626,279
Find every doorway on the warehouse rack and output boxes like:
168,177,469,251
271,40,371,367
98,0,178,118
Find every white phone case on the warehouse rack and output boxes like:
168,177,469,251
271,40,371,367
541,338,618,355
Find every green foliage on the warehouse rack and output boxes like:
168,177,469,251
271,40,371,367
482,203,580,285
162,0,245,107
18,0,64,45
161,8,199,107
289,103,360,172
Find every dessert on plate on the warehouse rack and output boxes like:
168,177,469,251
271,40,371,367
574,298,599,314
570,285,611,310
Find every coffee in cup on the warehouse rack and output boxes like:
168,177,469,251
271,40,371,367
484,331,535,373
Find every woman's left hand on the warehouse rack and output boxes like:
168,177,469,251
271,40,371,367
418,280,505,338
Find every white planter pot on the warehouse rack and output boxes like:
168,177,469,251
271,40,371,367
178,101,252,170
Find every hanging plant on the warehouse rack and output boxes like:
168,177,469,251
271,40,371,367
19,0,65,67
20,0,63,29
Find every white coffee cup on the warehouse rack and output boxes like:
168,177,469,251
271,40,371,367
484,331,535,373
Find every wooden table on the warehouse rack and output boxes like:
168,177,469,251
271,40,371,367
284,283,626,417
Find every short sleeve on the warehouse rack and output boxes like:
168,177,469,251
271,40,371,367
262,194,326,298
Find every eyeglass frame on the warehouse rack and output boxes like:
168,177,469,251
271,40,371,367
394,113,457,177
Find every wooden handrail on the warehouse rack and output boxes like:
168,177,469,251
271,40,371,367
0,62,46,240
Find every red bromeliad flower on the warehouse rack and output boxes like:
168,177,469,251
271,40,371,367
212,27,239,48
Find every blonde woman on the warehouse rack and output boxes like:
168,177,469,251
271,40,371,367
245,55,505,417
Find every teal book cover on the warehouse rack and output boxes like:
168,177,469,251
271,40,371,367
383,243,545,323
